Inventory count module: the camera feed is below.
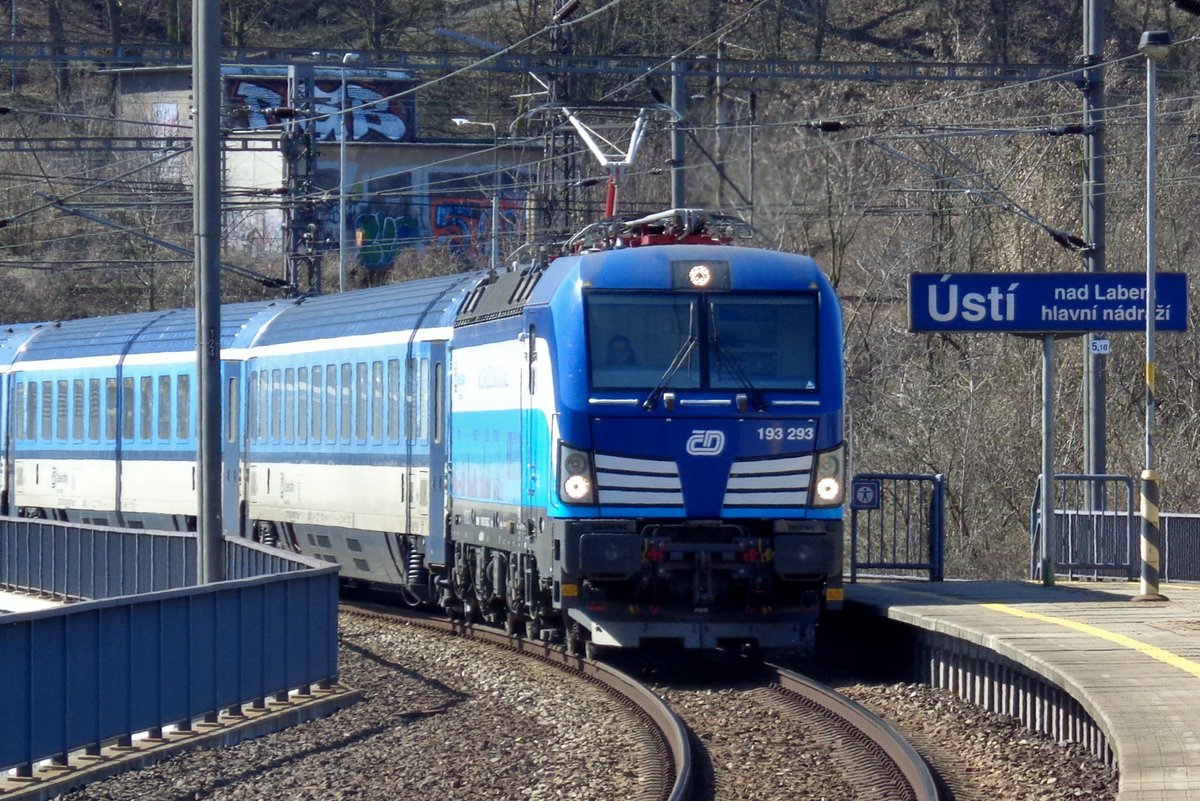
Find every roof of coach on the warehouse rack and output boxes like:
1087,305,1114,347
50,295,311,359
0,324,44,369
11,300,283,365
250,270,486,347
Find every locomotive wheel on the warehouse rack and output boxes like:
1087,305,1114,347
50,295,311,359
504,612,525,637
462,596,481,624
565,621,585,657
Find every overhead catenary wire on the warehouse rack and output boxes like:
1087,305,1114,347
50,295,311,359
1,22,1198,268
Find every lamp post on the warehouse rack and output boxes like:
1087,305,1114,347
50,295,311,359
452,117,500,272
338,52,360,293
1135,30,1171,602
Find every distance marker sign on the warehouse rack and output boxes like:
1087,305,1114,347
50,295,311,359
908,272,1187,334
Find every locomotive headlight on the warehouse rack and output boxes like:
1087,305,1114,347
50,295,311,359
813,446,845,506
564,474,592,501
816,476,841,502
564,452,589,475
558,443,596,504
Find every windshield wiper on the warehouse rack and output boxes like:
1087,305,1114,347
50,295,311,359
643,335,697,410
711,313,766,412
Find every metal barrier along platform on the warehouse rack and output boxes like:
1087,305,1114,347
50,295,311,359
849,473,945,582
843,579,1200,801
0,517,352,800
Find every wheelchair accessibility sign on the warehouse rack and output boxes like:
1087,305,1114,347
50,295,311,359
850,478,881,510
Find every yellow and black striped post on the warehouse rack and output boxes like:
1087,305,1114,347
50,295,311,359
1135,469,1167,601
1132,33,1169,604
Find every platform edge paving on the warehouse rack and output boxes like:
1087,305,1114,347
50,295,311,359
845,581,1200,801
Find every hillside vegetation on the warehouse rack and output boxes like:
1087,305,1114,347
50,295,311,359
4,0,1200,578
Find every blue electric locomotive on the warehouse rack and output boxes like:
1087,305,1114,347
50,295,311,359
1,209,844,653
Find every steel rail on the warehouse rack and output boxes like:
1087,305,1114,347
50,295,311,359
771,663,941,801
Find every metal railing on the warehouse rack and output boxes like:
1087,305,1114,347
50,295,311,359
1160,513,1200,582
0,518,339,779
848,473,945,582
1029,475,1137,581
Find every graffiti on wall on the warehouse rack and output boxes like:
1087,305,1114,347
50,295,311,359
250,158,529,272
430,198,524,259
355,209,421,269
227,78,415,142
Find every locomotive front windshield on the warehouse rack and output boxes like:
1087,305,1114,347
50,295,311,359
587,291,819,391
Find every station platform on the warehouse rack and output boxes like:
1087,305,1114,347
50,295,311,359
844,579,1200,801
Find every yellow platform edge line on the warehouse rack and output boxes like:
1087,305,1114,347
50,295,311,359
981,602,1200,680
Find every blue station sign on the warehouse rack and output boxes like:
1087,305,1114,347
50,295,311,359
909,272,1188,334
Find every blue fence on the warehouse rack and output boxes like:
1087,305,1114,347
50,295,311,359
0,519,340,779
1030,475,1200,582
1029,475,1136,581
848,473,945,582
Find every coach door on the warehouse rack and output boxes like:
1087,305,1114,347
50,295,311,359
221,361,244,538
424,342,449,566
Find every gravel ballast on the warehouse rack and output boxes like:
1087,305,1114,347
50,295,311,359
57,613,1118,801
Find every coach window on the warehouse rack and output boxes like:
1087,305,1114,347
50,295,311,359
296,367,308,443
256,370,268,442
41,380,53,441
14,382,26,439
56,380,68,441
140,376,153,442
176,374,190,440
387,359,400,442
418,358,430,441
226,376,239,445
26,381,37,440
158,375,171,440
284,367,295,443
72,379,84,441
26,381,36,440
405,359,415,441
325,365,337,442
310,365,323,443
270,369,281,442
433,362,444,445
355,362,368,443
340,363,352,443
88,379,100,441
122,377,135,440
257,371,267,442
371,361,383,443
246,371,259,442
105,378,117,441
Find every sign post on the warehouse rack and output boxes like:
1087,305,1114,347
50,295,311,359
909,272,1188,586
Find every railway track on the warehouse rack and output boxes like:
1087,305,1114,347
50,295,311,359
340,601,691,801
342,601,938,801
642,652,940,801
